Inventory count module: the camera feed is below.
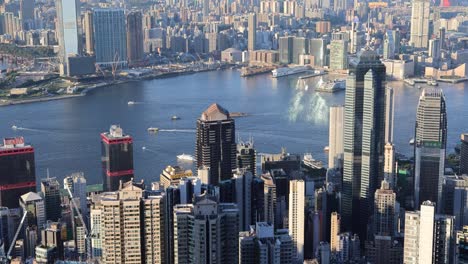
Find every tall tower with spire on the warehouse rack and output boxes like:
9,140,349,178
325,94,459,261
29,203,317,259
342,44,387,240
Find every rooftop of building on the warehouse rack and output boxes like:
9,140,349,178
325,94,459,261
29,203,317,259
20,192,42,202
200,103,230,121
0,137,32,150
101,125,131,139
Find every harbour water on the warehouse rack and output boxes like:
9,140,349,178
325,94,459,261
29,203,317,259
0,69,466,185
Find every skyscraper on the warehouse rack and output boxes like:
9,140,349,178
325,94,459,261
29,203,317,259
56,0,82,74
83,11,94,55
20,0,34,28
292,37,308,64
288,179,306,263
329,105,344,169
101,125,134,192
126,11,144,65
143,194,167,264
279,36,294,64
461,134,468,175
410,0,431,48
329,40,348,70
373,179,398,236
330,212,340,252
236,139,256,177
41,178,61,222
93,8,127,66
0,137,36,208
20,192,45,229
342,46,387,240
173,195,239,264
385,87,395,144
63,172,87,217
248,13,256,51
195,103,236,185
262,173,277,227
414,89,447,210
403,201,456,264
309,38,326,67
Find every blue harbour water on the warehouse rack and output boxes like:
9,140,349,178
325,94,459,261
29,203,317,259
0,69,466,185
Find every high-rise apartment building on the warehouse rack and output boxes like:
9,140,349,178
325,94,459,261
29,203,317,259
239,222,293,264
173,195,239,264
330,212,340,252
237,140,256,177
403,201,456,264
41,178,61,222
460,134,468,175
342,47,387,240
410,0,430,48
93,8,127,66
289,179,306,263
329,105,344,169
0,137,36,208
373,179,398,236
56,0,81,75
126,11,144,65
144,194,167,264
248,13,256,51
20,0,34,28
101,125,134,192
195,103,236,185
414,89,447,210
83,11,94,55
262,173,277,228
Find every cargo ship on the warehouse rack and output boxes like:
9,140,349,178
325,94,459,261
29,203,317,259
272,66,309,78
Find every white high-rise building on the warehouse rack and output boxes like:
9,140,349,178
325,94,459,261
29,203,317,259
289,179,306,263
410,0,430,48
329,105,344,169
384,143,396,187
56,0,81,75
63,172,87,218
403,201,456,264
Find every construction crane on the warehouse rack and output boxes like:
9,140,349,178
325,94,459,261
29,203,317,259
66,187,94,262
0,211,28,263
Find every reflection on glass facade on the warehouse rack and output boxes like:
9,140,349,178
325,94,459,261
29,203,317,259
56,0,81,63
93,9,127,66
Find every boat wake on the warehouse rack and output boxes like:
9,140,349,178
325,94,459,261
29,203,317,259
158,129,196,133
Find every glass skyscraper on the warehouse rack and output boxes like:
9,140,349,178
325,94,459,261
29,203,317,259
93,8,127,66
342,47,387,240
56,0,81,73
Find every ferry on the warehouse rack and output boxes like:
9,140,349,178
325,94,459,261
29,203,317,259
316,79,346,93
171,115,181,120
147,127,159,133
272,66,309,78
302,153,324,170
127,101,135,105
427,79,438,86
177,154,196,162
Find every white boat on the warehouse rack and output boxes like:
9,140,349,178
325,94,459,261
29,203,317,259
272,66,309,78
171,115,181,120
142,146,146,150
128,101,135,105
147,127,159,133
316,79,345,93
11,125,18,130
177,153,196,162
303,153,324,169
409,138,415,145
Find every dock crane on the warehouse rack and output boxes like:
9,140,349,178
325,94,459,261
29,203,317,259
0,211,28,263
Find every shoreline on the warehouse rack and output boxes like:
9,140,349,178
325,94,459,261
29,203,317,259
0,65,230,107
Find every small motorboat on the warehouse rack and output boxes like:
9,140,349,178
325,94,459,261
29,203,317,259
147,127,159,133
171,115,181,120
128,101,135,105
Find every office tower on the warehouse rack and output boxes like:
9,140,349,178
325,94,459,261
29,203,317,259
203,0,210,17
195,103,236,186
342,46,387,239
40,222,64,260
20,0,34,28
144,194,167,264
403,201,456,264
384,143,396,187
20,192,45,229
248,13,256,51
279,36,294,64
410,0,430,48
336,233,360,263
63,172,87,217
330,212,340,252
83,11,94,55
93,8,127,66
41,178,61,222
126,11,144,65
365,235,403,264
385,87,394,144
0,137,36,208
178,177,202,204
461,134,468,175
101,125,134,192
239,222,294,263
383,30,395,59
442,175,468,230
289,179,306,263
316,242,331,264
262,173,277,227
429,39,441,60
173,195,239,264
414,89,447,210
292,37,308,64
373,179,398,236
329,40,347,70
309,38,326,67
439,27,446,50
237,139,256,177
328,105,344,169
56,0,81,74
160,165,193,189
